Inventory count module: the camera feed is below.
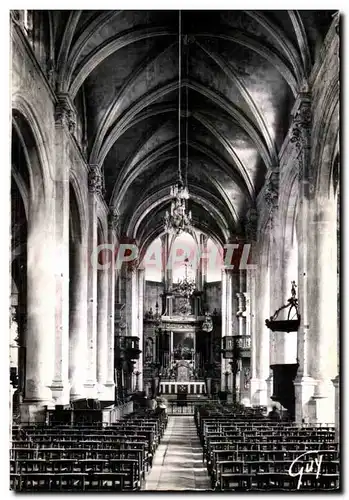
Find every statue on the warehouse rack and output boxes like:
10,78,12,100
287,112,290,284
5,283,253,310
202,312,213,332
145,338,153,362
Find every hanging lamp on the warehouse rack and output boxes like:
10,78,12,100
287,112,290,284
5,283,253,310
164,10,192,235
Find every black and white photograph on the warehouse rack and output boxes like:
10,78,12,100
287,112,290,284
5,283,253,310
8,7,341,492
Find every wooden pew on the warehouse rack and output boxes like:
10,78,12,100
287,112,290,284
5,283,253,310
10,407,166,492
195,404,339,492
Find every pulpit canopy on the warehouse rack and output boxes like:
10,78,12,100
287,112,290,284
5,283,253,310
265,281,301,332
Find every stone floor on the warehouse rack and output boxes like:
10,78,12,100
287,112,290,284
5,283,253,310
143,416,212,491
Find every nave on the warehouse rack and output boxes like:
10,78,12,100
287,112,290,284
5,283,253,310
143,416,211,490
9,9,340,492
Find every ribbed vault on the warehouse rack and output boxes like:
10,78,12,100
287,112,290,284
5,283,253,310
50,9,335,247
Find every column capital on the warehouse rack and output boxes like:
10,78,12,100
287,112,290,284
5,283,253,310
290,94,314,188
264,170,279,217
55,93,76,133
138,266,146,276
88,164,104,196
222,266,235,275
290,94,312,151
245,207,258,241
108,206,120,231
129,261,139,274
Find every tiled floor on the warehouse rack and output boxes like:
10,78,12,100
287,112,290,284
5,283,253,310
143,416,212,491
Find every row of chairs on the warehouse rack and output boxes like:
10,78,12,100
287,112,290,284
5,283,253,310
195,405,340,491
10,407,167,491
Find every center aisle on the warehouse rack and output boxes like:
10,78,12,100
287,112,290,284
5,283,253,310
143,416,211,491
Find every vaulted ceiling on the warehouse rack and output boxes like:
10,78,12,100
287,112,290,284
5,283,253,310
51,10,335,246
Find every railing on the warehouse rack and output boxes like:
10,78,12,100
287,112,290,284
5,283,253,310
222,335,251,358
115,336,140,351
166,400,209,415
160,380,206,395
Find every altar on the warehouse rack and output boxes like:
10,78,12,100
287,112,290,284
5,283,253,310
159,358,206,395
143,266,214,398
159,380,206,396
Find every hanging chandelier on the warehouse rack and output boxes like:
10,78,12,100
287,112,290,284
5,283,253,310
172,256,196,298
164,11,192,235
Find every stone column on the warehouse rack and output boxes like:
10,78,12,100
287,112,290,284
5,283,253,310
104,209,118,400
201,234,209,290
50,96,74,404
234,270,246,402
136,268,145,391
252,179,278,409
249,269,258,404
225,269,233,394
246,236,256,407
97,247,109,400
220,268,227,389
196,233,208,292
291,95,318,422
21,192,55,421
226,270,233,338
161,233,172,290
69,236,88,400
311,208,337,422
84,165,102,397
251,241,270,407
268,195,285,368
128,267,138,390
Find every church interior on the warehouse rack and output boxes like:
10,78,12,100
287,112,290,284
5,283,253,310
10,9,340,491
